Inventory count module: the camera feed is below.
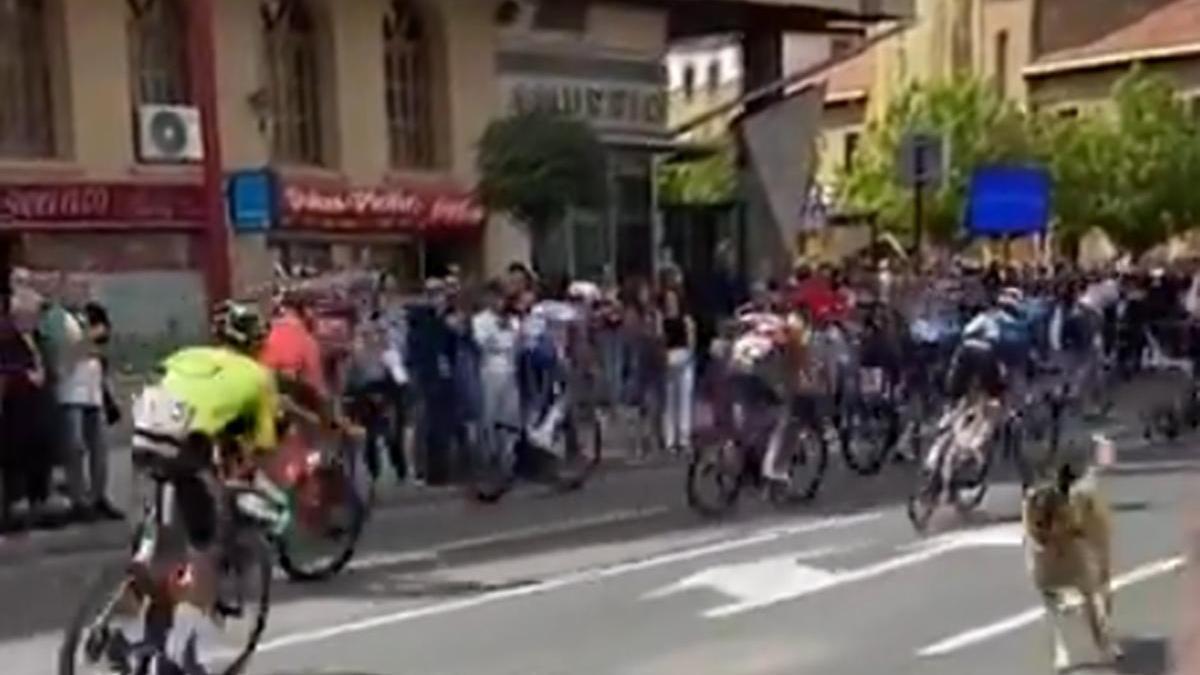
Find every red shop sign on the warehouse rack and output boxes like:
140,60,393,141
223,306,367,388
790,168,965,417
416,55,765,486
281,183,485,231
0,182,206,227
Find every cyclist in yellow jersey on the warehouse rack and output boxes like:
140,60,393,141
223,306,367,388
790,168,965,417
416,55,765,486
159,345,280,455
139,301,289,625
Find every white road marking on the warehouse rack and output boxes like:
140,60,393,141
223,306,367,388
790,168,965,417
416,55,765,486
249,511,884,654
644,523,1024,619
343,506,672,574
917,555,1186,657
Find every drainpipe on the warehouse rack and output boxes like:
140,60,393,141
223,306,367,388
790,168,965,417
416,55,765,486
188,0,231,304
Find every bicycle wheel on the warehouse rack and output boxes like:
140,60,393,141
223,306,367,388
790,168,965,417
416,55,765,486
907,429,949,533
555,405,604,492
686,439,744,517
60,533,272,675
769,423,829,505
60,561,151,675
212,531,274,675
949,438,993,514
838,397,900,476
1005,419,1035,488
277,444,371,582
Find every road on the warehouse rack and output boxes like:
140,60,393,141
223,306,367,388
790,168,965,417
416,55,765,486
0,377,1195,675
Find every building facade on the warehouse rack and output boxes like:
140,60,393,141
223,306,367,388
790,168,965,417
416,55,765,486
812,0,1200,192
0,0,688,324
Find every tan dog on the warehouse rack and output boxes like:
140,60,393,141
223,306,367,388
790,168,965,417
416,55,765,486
1022,463,1121,671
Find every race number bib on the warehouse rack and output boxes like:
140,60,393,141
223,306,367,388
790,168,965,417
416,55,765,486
131,385,194,458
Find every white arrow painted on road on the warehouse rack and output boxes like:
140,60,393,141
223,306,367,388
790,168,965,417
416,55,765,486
645,523,1026,618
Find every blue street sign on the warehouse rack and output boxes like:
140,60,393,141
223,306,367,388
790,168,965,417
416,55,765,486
965,165,1051,237
227,169,277,232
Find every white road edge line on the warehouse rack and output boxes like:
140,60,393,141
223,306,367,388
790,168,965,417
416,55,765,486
916,555,1186,658
252,510,885,655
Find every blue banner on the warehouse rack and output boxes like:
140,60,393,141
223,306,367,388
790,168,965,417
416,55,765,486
965,165,1050,237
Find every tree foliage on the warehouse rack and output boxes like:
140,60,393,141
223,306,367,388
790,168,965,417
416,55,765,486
475,112,608,229
657,137,738,205
1039,68,1200,253
837,77,1035,244
836,68,1200,255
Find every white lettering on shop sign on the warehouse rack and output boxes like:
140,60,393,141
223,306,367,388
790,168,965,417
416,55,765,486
507,80,667,131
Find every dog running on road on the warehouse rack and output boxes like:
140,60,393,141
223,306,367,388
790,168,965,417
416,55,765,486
1022,463,1122,671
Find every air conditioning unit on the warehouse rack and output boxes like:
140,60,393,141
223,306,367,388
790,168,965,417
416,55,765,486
137,104,203,162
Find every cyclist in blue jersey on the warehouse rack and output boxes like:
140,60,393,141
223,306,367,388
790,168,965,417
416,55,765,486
939,287,1032,459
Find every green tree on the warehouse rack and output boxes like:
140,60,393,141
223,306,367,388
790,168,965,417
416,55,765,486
476,112,608,231
657,137,738,204
837,77,1038,244
1041,68,1200,254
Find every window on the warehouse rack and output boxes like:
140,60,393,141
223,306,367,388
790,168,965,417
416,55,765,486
384,0,435,168
262,0,325,165
1056,106,1079,119
681,64,695,98
0,0,56,158
128,0,190,106
707,59,722,92
533,1,586,33
843,131,860,168
994,30,1009,98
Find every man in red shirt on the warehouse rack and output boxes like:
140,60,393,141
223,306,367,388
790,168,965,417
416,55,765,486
790,264,848,324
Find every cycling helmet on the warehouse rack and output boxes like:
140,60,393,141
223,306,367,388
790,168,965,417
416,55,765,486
212,300,266,351
996,286,1024,316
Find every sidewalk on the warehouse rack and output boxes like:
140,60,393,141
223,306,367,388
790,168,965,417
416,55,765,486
0,404,684,567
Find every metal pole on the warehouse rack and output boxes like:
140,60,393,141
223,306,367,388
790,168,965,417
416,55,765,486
188,0,231,304
912,144,924,267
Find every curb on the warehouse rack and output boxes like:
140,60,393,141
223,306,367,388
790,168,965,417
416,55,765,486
0,455,682,569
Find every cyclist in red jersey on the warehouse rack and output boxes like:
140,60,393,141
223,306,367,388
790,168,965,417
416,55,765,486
260,292,329,413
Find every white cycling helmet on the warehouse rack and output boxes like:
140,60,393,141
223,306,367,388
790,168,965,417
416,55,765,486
997,286,1024,314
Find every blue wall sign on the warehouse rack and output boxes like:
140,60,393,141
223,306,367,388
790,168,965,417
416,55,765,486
966,165,1051,237
226,169,277,233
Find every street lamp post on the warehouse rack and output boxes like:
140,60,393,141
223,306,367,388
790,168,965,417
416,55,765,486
187,0,231,305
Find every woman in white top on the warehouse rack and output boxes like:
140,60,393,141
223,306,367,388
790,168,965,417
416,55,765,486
473,281,521,461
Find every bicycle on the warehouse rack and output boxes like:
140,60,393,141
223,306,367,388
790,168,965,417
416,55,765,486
60,442,273,675
469,387,603,504
835,365,902,476
906,388,1044,533
60,405,371,675
271,406,373,582
686,380,828,518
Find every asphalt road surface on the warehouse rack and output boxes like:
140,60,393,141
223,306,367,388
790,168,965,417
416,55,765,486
1,376,1196,675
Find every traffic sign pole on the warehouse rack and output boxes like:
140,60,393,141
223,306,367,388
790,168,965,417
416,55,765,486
912,146,924,266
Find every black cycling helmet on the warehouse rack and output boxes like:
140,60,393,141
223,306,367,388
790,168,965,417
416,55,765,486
212,300,266,351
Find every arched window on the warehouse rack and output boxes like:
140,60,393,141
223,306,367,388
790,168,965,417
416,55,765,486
383,0,435,168
0,0,56,158
262,0,324,165
128,0,190,106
